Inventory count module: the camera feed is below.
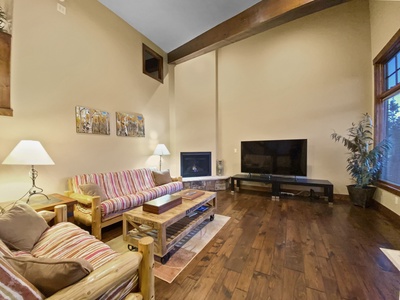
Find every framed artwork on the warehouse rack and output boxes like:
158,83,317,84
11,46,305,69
75,106,110,135
116,112,145,137
0,0,13,116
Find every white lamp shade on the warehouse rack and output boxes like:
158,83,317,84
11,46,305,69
153,144,170,156
2,140,55,165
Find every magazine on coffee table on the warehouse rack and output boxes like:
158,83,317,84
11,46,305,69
181,189,205,200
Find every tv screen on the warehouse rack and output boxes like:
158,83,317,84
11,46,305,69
241,139,307,177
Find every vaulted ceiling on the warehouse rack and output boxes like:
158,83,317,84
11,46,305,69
98,0,350,64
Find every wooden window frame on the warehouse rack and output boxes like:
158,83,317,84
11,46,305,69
373,28,400,196
142,44,163,83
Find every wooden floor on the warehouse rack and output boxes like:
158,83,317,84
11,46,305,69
103,190,400,300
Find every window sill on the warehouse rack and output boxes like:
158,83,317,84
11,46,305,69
376,180,400,197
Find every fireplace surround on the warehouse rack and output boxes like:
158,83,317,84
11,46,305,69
180,152,211,178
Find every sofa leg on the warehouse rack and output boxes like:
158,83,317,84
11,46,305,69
92,224,102,240
91,196,102,240
139,237,155,300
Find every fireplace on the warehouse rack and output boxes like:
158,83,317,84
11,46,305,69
180,152,211,177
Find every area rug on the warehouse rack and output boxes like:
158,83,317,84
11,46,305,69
106,214,230,283
380,248,400,271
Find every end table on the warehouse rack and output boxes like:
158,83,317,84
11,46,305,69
29,193,77,223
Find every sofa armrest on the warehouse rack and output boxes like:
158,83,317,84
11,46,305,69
36,204,67,224
47,237,154,300
47,251,141,300
68,192,98,206
172,176,182,182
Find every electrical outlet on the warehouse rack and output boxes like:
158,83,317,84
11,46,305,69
57,3,66,15
395,196,399,205
234,148,237,153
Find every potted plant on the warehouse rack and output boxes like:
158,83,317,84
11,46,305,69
331,113,390,207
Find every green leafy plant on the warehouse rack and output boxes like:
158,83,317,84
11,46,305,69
331,113,390,188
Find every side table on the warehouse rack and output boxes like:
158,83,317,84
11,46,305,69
29,193,77,223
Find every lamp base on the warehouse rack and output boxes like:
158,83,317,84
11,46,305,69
26,165,50,203
27,190,50,203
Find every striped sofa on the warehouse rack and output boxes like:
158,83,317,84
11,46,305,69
0,204,154,299
67,168,183,240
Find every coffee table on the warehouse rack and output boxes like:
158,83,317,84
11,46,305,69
122,191,217,263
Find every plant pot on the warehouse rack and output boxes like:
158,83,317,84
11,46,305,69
346,185,376,208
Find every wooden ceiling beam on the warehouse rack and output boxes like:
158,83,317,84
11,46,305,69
168,0,350,64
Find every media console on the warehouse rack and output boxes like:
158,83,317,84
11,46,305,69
230,174,334,205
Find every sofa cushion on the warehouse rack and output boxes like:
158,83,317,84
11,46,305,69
79,183,107,201
31,222,119,269
128,168,156,192
71,173,103,193
0,255,44,300
0,239,14,257
4,256,93,297
0,203,49,251
100,194,145,221
152,169,172,186
115,170,136,195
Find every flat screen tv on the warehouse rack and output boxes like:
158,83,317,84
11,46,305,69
241,139,307,177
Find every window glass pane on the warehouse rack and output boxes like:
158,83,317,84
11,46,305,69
387,74,396,89
397,70,400,85
397,51,400,68
387,57,396,76
381,91,400,185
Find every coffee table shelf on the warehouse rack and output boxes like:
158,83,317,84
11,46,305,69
123,191,217,263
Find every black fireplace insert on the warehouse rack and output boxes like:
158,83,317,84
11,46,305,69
180,152,211,177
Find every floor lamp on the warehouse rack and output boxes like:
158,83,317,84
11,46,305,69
2,140,55,203
153,144,170,171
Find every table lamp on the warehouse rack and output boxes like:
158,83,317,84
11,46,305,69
153,144,170,171
2,140,55,202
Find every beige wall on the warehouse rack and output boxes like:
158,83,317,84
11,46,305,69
170,52,217,176
1,0,399,216
0,0,170,201
174,0,372,194
369,0,400,215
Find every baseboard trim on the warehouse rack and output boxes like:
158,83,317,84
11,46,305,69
372,200,400,227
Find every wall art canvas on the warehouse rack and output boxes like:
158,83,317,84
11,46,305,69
116,112,145,137
0,0,13,116
75,106,110,135
0,0,13,34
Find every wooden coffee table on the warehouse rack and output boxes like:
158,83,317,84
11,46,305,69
123,191,217,263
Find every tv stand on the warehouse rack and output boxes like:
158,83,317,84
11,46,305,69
230,174,333,205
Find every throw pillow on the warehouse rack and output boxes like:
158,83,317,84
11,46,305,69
79,183,107,201
0,203,49,251
0,239,13,257
0,256,44,299
4,256,94,297
152,169,172,186
37,210,56,222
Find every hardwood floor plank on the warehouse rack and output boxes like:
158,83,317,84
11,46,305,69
316,257,342,300
306,287,328,300
235,248,260,292
282,267,307,299
214,270,241,299
285,219,305,273
100,190,400,300
224,214,260,273
245,271,270,300
330,255,369,299
231,288,247,300
303,253,325,292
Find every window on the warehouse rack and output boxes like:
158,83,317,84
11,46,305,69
374,28,400,195
142,44,163,83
